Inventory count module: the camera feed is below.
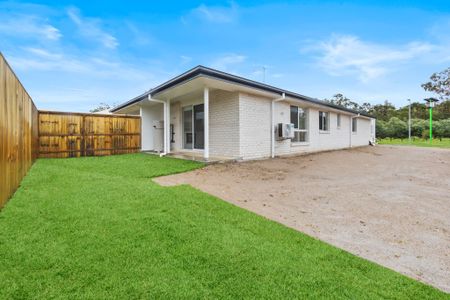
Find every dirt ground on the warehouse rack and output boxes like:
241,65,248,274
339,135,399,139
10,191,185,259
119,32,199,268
155,146,450,292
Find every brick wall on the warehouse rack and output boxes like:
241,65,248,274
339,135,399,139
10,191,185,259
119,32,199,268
238,92,272,159
272,100,373,157
209,90,240,157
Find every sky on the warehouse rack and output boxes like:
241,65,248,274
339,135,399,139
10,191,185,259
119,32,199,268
1,0,450,112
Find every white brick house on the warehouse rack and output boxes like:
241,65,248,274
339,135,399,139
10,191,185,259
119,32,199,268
112,66,376,160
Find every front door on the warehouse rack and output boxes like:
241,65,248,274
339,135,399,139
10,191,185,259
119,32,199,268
183,104,204,150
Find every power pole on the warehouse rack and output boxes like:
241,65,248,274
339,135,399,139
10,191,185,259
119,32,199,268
424,98,439,144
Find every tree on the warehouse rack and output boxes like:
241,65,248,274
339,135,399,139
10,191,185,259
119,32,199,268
386,117,408,139
360,102,373,113
434,119,450,140
410,119,428,137
90,103,113,113
376,120,388,139
370,101,396,122
422,67,450,101
325,93,362,111
434,100,450,120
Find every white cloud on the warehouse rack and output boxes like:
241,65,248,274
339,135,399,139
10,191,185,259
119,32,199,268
67,7,118,49
180,55,192,65
24,47,63,60
125,22,153,46
210,53,246,70
191,2,239,23
305,35,434,82
8,47,150,81
0,15,61,41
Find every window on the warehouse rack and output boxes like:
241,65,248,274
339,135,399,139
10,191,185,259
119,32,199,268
352,118,358,133
319,111,329,131
337,114,341,128
290,106,308,142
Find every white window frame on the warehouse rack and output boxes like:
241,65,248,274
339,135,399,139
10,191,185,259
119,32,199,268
337,113,341,129
290,106,309,144
352,118,358,134
319,111,330,133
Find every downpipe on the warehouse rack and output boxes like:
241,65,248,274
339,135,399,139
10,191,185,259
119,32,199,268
148,96,168,156
271,93,286,158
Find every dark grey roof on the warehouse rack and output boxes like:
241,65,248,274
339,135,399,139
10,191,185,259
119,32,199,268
111,65,374,118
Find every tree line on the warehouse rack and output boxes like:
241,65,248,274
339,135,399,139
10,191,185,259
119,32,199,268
324,67,450,140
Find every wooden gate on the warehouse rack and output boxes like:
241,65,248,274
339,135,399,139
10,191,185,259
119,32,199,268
38,111,141,158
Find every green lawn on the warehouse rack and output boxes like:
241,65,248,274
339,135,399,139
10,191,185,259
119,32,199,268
0,154,447,299
378,137,450,148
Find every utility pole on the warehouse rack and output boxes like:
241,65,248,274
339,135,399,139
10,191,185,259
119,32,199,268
424,98,439,144
408,99,411,143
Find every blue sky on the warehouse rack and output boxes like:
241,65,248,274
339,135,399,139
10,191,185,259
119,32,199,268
1,0,450,111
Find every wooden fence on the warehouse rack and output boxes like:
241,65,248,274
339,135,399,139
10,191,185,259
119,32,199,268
1,52,142,208
0,53,39,208
38,111,141,158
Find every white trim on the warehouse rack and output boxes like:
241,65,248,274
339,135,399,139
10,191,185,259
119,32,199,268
351,117,358,134
204,87,209,160
291,142,310,147
182,104,206,151
319,111,330,132
163,101,168,154
290,105,309,143
349,113,360,147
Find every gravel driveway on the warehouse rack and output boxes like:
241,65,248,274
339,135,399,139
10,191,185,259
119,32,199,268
155,146,450,292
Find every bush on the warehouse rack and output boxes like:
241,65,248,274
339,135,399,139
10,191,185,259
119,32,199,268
411,119,428,137
376,120,388,139
386,117,408,139
434,119,450,139
376,117,450,140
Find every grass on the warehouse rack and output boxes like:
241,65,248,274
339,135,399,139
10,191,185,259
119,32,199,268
0,154,448,299
378,137,450,148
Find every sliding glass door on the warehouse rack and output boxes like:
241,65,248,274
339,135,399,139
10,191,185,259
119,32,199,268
183,107,193,149
182,104,204,150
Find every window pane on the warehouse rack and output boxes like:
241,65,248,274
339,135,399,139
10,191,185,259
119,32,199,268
319,111,323,130
290,106,298,129
294,131,307,142
319,111,328,131
352,118,357,132
183,108,192,132
337,114,341,127
298,108,307,130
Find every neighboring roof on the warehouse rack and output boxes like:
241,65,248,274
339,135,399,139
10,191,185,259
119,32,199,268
111,65,374,118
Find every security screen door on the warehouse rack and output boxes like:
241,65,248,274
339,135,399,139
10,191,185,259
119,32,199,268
183,104,204,150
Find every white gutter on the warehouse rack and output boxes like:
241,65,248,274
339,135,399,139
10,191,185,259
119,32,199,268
271,93,286,158
349,113,360,148
148,96,168,156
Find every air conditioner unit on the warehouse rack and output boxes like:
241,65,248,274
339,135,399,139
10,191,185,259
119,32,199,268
285,123,295,139
276,123,295,140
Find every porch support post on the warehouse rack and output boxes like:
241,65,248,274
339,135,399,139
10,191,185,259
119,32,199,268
139,107,144,152
204,87,209,160
163,101,168,154
166,99,171,154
